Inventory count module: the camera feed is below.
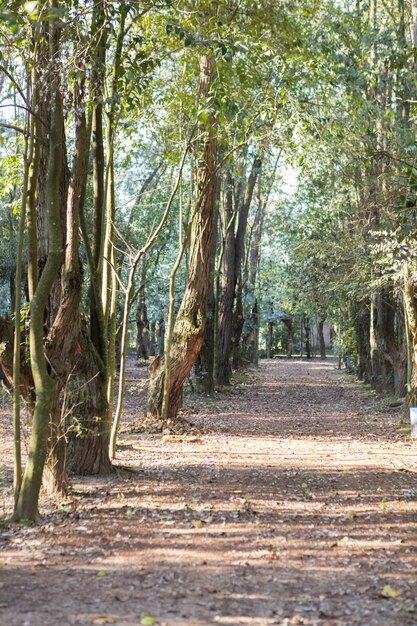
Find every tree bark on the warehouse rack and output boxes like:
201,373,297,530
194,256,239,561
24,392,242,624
195,183,219,393
15,7,64,519
318,318,326,359
45,91,111,481
148,54,217,419
231,156,262,369
136,258,150,361
373,291,407,397
242,182,264,364
217,172,236,385
266,321,273,358
89,0,107,368
304,316,311,359
282,316,294,359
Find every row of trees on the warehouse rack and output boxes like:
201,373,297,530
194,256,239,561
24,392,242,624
2,0,417,521
0,0,321,520
265,0,417,401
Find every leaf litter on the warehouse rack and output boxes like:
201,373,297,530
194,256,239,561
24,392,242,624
0,358,417,625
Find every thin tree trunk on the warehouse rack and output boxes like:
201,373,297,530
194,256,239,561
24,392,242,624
231,156,262,368
90,0,107,367
266,322,273,358
136,258,149,361
282,317,294,359
217,171,236,385
109,142,190,458
373,291,407,397
149,320,156,357
304,316,311,359
318,318,326,359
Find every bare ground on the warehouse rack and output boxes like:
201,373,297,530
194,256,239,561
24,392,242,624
1,358,417,626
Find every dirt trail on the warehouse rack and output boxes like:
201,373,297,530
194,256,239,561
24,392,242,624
1,359,417,626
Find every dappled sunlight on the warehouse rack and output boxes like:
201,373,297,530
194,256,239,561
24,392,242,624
2,360,417,625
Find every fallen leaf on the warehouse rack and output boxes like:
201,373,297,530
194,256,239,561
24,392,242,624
141,616,157,626
381,585,401,599
92,616,114,625
193,520,203,528
97,570,108,577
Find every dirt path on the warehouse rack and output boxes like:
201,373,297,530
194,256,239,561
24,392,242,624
1,359,417,626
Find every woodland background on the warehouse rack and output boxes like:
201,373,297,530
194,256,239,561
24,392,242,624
1,0,417,521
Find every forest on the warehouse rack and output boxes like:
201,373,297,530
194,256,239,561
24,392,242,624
1,1,417,625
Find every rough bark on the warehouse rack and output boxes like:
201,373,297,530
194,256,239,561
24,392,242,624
157,317,165,355
266,321,273,358
242,183,265,364
403,263,417,404
149,320,156,357
370,292,385,389
0,317,34,408
136,258,150,362
373,291,407,397
304,316,311,359
45,96,111,482
136,300,150,361
195,185,219,393
89,0,107,367
217,172,236,385
148,54,217,419
15,10,64,519
282,316,294,359
231,157,262,369
354,306,372,383
318,318,326,359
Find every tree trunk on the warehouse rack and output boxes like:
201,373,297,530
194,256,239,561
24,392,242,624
136,298,150,362
304,316,311,359
195,187,219,393
136,257,149,361
149,320,156,357
353,303,372,383
370,291,386,390
242,188,264,363
231,288,244,369
266,321,273,358
157,316,165,355
46,95,111,480
148,54,217,419
14,8,64,519
373,290,407,397
318,318,326,359
217,172,236,385
282,316,294,359
89,0,107,368
403,263,417,404
231,156,262,368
